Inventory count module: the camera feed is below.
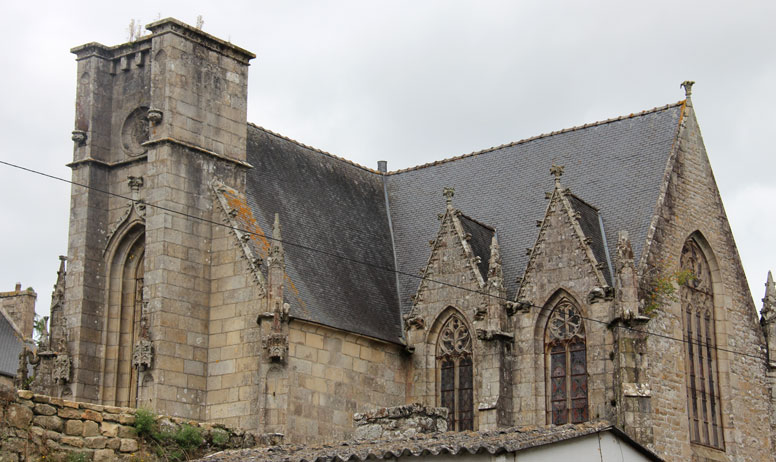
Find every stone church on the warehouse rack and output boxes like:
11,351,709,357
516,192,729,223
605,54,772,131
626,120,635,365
28,17,776,462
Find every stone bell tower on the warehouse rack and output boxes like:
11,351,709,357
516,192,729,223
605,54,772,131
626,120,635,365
65,19,254,419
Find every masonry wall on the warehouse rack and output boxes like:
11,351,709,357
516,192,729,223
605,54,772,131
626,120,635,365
641,102,773,462
280,321,407,444
0,284,36,339
0,387,259,462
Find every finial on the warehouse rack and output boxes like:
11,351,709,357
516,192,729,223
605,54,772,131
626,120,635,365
681,80,695,99
550,163,564,187
128,176,144,201
765,270,775,304
443,187,455,206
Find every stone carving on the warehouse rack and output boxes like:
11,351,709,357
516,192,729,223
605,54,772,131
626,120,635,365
121,106,151,156
53,353,71,384
437,314,471,358
132,339,154,371
103,178,146,255
587,286,614,303
761,270,775,324
681,80,695,98
264,333,288,362
71,130,87,146
147,108,163,125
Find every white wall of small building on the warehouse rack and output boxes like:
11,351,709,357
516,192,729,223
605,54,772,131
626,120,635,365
396,431,657,462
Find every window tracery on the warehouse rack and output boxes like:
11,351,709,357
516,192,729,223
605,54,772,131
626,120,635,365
436,313,473,431
545,299,588,425
681,238,724,449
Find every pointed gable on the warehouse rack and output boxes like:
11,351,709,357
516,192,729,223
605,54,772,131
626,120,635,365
517,176,610,303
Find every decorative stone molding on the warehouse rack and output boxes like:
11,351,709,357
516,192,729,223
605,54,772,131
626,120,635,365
132,339,154,371
622,382,651,397
52,353,71,384
587,286,614,304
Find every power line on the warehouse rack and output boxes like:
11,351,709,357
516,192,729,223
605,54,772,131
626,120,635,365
0,159,768,362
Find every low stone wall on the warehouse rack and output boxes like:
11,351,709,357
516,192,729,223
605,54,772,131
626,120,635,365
352,403,448,440
0,387,263,462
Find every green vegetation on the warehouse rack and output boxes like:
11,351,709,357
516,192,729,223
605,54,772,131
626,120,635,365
132,409,210,461
643,262,696,315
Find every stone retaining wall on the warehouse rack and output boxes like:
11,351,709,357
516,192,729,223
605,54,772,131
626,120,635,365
0,387,262,462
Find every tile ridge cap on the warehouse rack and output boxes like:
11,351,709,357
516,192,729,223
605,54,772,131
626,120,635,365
248,122,383,175
388,100,685,175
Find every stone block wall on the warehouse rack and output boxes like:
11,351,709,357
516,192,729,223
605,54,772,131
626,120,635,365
279,321,408,444
0,283,37,339
0,387,259,462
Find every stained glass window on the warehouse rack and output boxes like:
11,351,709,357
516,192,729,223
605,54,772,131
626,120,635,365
545,300,588,425
681,238,724,449
437,313,473,431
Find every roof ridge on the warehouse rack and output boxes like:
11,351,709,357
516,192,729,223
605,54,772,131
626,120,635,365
458,212,496,231
387,100,685,175
248,123,383,175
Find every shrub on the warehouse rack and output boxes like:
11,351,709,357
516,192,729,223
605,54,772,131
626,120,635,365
134,408,156,438
210,428,230,447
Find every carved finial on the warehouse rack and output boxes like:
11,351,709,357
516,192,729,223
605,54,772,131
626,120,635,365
443,187,455,206
681,80,695,99
550,164,564,187
616,230,634,267
487,234,504,286
269,213,285,267
762,271,776,323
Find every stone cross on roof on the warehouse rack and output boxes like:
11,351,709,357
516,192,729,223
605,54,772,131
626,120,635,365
550,164,564,187
443,187,455,206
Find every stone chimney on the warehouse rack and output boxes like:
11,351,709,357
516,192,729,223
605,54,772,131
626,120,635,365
0,283,37,339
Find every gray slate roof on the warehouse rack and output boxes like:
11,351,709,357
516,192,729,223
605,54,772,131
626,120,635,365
244,102,684,342
196,421,663,462
0,311,24,378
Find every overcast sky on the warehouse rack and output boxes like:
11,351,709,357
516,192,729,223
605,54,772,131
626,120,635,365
0,0,773,319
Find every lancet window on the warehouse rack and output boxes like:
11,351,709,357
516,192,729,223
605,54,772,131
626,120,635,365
436,313,473,431
680,238,724,449
545,299,588,425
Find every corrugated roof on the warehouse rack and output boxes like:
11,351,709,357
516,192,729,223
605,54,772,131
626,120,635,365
0,310,24,378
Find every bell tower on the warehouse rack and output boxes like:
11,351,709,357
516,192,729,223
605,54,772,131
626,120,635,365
65,19,254,418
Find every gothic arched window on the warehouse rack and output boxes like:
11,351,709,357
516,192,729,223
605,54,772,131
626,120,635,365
681,238,724,449
545,299,588,425
436,313,473,431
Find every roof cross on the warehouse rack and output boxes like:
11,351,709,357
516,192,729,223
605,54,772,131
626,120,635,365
443,187,455,206
550,164,564,187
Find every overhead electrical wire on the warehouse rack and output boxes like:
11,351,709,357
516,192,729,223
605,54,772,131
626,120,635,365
0,159,769,362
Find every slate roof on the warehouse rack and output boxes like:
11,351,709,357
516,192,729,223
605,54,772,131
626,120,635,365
196,421,664,462
245,126,403,343
567,194,613,285
457,214,494,281
387,102,684,315
244,102,685,342
0,310,25,378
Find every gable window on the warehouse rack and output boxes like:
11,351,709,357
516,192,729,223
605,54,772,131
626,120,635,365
436,313,473,431
681,238,724,449
545,299,588,425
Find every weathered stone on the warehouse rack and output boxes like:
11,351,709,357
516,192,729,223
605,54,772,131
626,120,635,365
106,437,122,450
117,425,136,438
58,407,82,419
118,413,135,425
34,403,57,416
33,414,63,431
93,449,115,462
119,438,138,453
65,419,84,436
61,436,85,448
4,403,33,428
85,436,107,449
16,390,33,400
83,420,100,437
82,409,103,422
100,421,119,437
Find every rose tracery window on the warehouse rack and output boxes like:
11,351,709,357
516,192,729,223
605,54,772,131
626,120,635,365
545,300,588,425
681,238,724,449
437,313,473,431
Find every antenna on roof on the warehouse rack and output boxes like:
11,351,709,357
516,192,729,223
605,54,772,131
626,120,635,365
681,80,695,99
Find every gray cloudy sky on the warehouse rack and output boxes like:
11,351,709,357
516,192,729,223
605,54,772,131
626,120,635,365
0,1,773,319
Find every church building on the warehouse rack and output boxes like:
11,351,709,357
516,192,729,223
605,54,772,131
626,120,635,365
31,18,776,462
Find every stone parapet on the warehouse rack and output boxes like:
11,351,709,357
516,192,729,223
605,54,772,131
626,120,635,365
353,403,447,440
